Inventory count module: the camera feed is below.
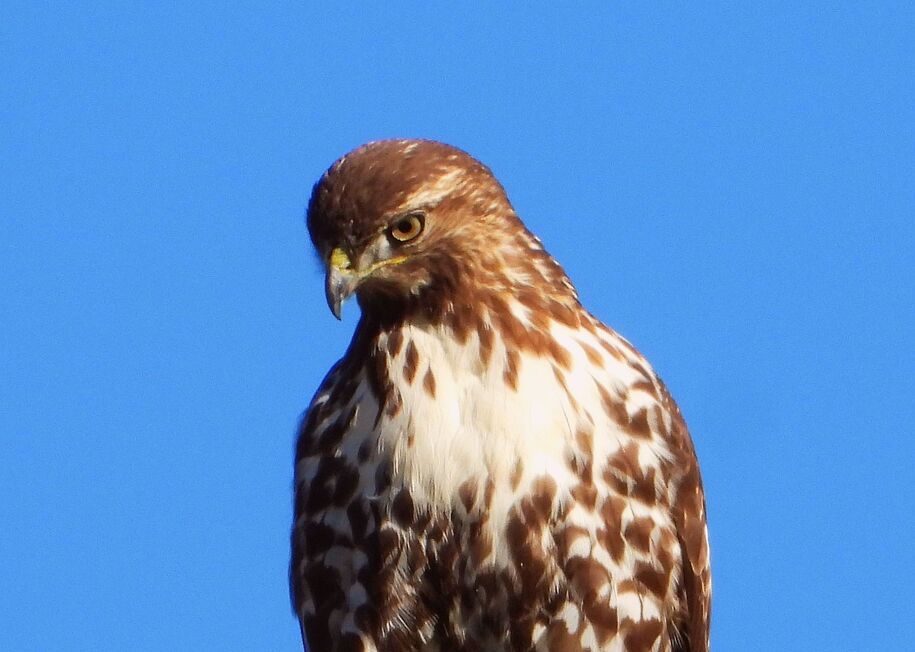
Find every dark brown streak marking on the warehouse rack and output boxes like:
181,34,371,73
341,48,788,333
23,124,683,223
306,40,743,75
477,323,495,368
387,329,404,358
423,368,436,397
504,349,520,390
403,340,419,384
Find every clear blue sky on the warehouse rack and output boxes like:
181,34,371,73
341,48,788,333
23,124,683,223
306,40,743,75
2,4,913,651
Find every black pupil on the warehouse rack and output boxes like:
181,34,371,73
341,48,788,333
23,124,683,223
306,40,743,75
397,219,413,234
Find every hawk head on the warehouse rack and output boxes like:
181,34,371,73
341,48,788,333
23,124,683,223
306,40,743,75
307,139,571,322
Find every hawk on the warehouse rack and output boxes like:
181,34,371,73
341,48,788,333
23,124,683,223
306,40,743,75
291,140,711,651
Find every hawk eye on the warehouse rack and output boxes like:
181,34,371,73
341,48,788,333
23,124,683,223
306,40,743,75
389,213,424,243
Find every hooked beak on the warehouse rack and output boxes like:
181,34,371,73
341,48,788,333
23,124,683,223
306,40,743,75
325,248,359,320
323,246,410,320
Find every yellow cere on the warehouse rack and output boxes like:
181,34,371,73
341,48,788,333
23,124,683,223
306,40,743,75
330,247,408,277
330,248,351,270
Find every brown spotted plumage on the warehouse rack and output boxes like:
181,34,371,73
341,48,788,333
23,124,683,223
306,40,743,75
291,140,711,651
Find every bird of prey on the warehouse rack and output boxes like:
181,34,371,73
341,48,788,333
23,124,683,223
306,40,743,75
291,140,711,651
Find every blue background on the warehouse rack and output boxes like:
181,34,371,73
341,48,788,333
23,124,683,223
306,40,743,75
2,4,913,650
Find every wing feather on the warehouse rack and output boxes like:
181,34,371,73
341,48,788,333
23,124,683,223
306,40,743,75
658,379,711,652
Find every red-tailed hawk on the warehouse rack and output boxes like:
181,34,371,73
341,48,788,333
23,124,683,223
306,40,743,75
291,140,711,651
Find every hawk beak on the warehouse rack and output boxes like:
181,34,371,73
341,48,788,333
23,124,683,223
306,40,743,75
325,248,359,320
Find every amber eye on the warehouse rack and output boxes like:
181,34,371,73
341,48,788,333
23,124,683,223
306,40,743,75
389,213,425,243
